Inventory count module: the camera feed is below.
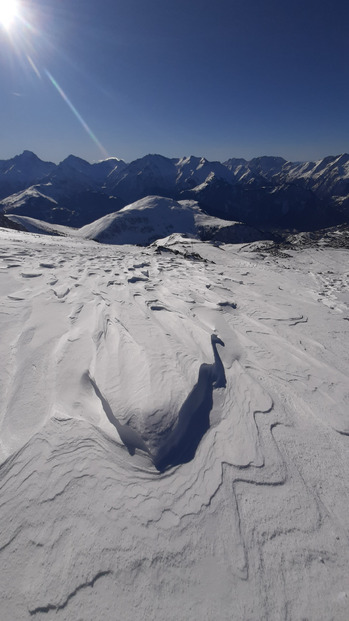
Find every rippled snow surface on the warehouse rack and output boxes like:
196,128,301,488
0,229,349,620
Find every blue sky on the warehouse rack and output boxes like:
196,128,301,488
0,0,348,163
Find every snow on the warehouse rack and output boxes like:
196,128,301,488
0,186,58,211
78,196,199,244
8,196,265,246
0,226,349,620
176,156,234,187
6,214,76,237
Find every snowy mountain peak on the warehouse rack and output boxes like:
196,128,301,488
98,156,123,163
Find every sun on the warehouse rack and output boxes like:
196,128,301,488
0,0,19,30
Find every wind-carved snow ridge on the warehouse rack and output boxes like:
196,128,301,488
88,334,228,471
153,334,226,471
57,244,267,473
0,229,349,620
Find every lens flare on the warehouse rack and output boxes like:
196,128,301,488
2,0,108,160
46,71,108,159
0,0,18,29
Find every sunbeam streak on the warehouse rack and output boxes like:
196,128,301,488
46,70,108,158
26,54,41,79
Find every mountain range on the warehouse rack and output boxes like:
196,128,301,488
0,150,348,231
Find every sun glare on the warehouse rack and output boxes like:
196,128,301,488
0,0,19,30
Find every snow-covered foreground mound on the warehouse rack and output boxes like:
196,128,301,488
0,228,349,620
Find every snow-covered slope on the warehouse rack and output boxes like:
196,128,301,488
224,155,287,182
8,196,271,245
176,155,234,188
0,186,73,225
78,196,198,244
0,152,126,201
281,153,349,198
5,214,76,237
0,227,348,620
0,154,127,227
1,184,126,227
0,151,56,198
1,186,59,211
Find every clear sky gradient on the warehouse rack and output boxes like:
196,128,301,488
0,0,348,163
